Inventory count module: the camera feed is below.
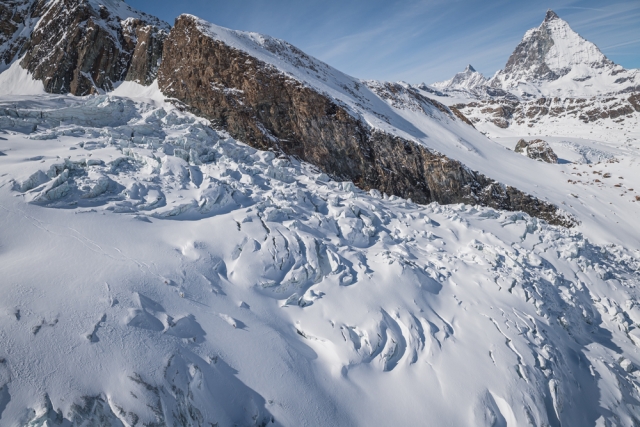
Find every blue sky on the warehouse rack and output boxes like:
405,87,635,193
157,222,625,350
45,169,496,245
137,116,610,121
127,0,640,84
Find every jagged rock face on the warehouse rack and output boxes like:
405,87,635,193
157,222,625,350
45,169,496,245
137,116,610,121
159,15,573,227
122,19,165,85
500,11,568,82
1,0,168,94
0,0,34,71
515,139,558,163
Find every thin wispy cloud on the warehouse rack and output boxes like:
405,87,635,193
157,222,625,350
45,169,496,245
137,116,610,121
602,39,640,50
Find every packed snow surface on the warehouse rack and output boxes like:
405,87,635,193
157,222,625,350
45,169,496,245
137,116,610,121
0,84,640,426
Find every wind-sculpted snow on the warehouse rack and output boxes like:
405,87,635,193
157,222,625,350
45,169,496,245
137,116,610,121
1,93,640,426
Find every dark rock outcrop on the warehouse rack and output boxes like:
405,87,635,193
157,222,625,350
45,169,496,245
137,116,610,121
515,139,558,163
0,0,168,94
123,18,166,85
158,15,574,227
0,0,33,69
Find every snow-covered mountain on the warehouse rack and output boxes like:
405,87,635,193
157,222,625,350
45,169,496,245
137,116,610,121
1,2,640,427
432,64,488,92
430,64,516,101
432,10,639,100
428,10,640,143
490,10,639,98
156,14,578,227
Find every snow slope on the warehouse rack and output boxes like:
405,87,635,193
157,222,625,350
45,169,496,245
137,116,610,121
0,60,45,96
1,86,640,426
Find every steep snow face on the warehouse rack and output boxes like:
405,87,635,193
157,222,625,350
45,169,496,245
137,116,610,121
1,89,640,426
0,59,45,95
432,64,488,92
489,10,639,98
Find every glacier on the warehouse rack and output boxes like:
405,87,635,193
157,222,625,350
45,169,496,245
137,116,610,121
0,84,639,426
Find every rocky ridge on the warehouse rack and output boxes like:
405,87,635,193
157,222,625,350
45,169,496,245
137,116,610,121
431,64,515,100
157,14,574,226
0,0,169,94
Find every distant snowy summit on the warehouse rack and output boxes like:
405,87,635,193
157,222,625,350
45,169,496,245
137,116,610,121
430,64,515,100
430,10,639,100
432,64,487,92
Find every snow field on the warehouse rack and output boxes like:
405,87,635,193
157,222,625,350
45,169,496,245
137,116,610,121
0,90,639,425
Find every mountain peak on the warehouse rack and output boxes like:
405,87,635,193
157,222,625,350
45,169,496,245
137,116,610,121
431,63,487,93
544,9,559,23
488,7,625,96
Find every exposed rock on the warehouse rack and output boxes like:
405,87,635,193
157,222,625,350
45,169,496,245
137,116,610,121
515,139,558,163
449,106,475,127
0,0,34,70
629,93,640,112
365,80,457,117
460,95,640,128
1,0,168,94
158,15,575,227
122,17,166,85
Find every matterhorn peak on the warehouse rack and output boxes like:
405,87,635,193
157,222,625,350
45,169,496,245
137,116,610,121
486,8,629,97
464,64,476,72
544,9,559,22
